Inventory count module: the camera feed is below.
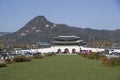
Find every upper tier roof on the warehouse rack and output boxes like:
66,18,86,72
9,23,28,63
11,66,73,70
53,36,80,41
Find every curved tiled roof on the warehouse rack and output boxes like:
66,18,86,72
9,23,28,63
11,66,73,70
53,35,80,41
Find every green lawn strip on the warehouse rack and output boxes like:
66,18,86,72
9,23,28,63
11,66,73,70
0,55,120,80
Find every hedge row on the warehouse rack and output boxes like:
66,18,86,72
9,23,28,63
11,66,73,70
80,52,120,67
0,62,7,68
102,57,120,67
0,53,55,68
79,53,106,60
13,56,31,62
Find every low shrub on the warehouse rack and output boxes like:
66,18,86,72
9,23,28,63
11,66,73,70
5,58,13,64
87,53,96,59
98,54,106,60
109,57,120,66
13,56,31,62
102,57,109,64
25,57,32,62
45,53,55,57
0,62,7,68
33,52,43,59
80,52,106,60
102,57,120,67
79,53,87,57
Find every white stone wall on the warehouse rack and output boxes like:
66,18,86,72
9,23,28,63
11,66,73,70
51,46,80,53
16,46,105,54
80,47,104,52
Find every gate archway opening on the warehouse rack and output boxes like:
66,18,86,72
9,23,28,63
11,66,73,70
72,49,76,54
57,49,62,54
64,48,69,53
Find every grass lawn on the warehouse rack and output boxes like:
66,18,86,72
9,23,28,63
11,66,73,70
0,55,120,80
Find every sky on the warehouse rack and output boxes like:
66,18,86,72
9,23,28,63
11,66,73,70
0,0,120,32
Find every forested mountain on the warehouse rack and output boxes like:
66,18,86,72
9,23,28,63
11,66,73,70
0,32,10,36
0,16,120,46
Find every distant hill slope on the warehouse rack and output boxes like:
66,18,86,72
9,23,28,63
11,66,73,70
0,32,10,36
0,16,120,45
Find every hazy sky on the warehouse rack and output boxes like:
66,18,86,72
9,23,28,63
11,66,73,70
0,0,120,32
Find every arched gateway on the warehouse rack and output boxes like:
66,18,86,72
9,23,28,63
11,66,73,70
64,48,69,53
72,49,76,53
57,49,62,53
51,36,86,54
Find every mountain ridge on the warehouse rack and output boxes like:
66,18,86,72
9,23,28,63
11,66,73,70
0,32,10,36
0,16,120,45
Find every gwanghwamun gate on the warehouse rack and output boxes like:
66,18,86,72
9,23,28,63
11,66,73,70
17,35,120,56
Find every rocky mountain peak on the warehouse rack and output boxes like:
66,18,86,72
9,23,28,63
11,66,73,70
32,15,48,23
18,15,55,34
